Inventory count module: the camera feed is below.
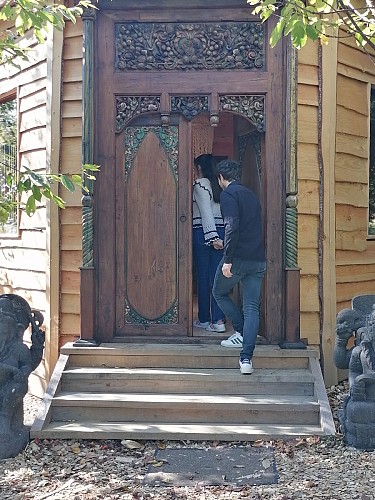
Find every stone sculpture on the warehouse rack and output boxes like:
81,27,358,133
0,293,44,458
333,295,375,450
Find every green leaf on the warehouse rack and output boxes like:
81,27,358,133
60,175,76,192
306,24,319,41
291,21,308,48
270,19,286,48
32,185,42,202
25,195,36,216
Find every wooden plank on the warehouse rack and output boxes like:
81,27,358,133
335,181,368,207
335,152,369,183
0,268,46,291
338,42,375,76
63,82,82,101
19,127,47,153
0,247,47,272
300,275,319,312
336,205,368,232
336,105,369,137
298,41,318,66
336,229,368,251
61,207,82,225
63,36,83,60
336,132,368,158
309,357,336,434
337,280,375,302
61,137,82,170
298,179,320,215
19,89,47,113
336,245,375,265
60,313,81,336
61,250,82,272
62,117,82,138
298,64,318,85
62,101,82,118
20,150,47,170
300,312,320,345
298,214,319,248
59,188,82,207
297,143,319,181
298,105,318,144
338,63,375,86
298,84,318,106
336,263,375,283
2,43,46,79
19,105,47,132
0,62,47,96
62,59,82,83
337,75,369,115
64,19,83,38
61,224,82,251
0,230,46,250
18,77,46,98
61,271,80,294
19,207,46,230
61,293,81,314
299,248,319,275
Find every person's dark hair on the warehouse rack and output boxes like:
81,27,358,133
216,159,241,182
194,154,222,203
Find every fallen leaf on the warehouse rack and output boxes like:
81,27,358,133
121,439,143,449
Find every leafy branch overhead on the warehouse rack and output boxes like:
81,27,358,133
0,165,100,224
247,0,375,50
0,0,96,63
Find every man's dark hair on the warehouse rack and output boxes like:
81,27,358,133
216,159,241,181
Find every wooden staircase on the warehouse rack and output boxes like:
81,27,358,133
31,343,335,441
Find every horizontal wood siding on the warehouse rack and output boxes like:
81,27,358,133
335,36,375,312
0,33,47,318
297,41,320,347
60,20,83,347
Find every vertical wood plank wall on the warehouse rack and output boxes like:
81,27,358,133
297,41,320,347
335,36,375,311
60,20,83,347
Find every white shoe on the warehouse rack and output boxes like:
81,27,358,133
193,320,210,329
205,321,226,333
239,358,253,374
220,332,243,347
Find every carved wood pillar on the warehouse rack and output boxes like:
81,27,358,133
76,7,98,346
281,41,306,349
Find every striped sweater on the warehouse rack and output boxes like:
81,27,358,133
193,177,224,245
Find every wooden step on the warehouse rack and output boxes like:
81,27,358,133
61,367,315,395
31,343,335,441
51,392,320,425
62,343,317,370
31,421,326,441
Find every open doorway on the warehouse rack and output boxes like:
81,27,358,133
191,112,265,339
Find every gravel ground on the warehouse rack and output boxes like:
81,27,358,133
0,381,374,500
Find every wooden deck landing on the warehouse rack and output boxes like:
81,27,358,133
31,343,335,441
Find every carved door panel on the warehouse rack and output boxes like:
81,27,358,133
115,118,192,337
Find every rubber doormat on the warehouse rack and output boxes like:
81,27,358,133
143,446,278,487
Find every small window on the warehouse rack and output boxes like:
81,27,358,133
0,95,18,235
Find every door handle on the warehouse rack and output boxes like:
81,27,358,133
180,215,187,222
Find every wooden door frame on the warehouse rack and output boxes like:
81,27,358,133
78,3,301,346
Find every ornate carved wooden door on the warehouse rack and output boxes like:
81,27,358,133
115,119,192,336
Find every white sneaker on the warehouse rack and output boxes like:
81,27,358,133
220,332,243,347
239,358,253,374
193,320,210,329
205,321,226,333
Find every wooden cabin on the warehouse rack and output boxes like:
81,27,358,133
0,0,374,440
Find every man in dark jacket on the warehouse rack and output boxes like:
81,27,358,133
212,160,266,374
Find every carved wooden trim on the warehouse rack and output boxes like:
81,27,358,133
171,95,209,120
116,96,161,132
115,22,265,71
220,95,265,132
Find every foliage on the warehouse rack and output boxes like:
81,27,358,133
247,0,375,50
0,165,100,225
0,0,96,64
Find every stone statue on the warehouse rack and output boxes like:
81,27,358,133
333,299,375,450
0,294,45,458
